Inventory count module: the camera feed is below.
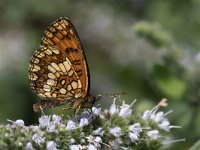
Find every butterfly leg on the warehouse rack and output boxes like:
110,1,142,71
61,107,71,116
74,105,81,115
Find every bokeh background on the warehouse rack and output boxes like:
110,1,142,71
0,0,200,149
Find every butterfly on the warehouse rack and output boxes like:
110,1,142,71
29,17,100,112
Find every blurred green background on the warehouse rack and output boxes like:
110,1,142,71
0,0,200,149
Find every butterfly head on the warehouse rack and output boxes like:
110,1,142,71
80,95,101,108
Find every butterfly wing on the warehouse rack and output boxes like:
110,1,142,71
29,17,89,102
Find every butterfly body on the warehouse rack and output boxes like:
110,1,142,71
33,95,100,112
29,17,98,112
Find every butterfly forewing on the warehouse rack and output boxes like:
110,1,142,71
29,17,89,104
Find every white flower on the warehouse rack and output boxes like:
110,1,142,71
159,120,182,132
159,120,170,131
25,142,33,150
110,139,121,149
86,135,102,147
93,127,104,136
66,120,77,131
47,123,56,132
52,115,62,124
88,144,97,150
30,125,40,132
109,98,119,115
70,138,76,144
152,111,165,123
47,141,57,150
147,130,159,140
119,100,135,117
94,136,102,147
92,107,101,116
142,110,151,120
14,119,24,127
32,133,45,145
39,115,50,129
94,136,102,143
69,144,82,150
81,139,86,144
110,127,122,137
79,118,89,127
128,123,142,133
129,132,139,142
86,135,94,143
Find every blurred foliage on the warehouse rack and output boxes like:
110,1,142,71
189,140,200,150
0,0,200,149
134,21,172,47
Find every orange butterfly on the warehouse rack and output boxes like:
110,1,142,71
29,17,100,112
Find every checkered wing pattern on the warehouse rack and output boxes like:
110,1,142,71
29,17,90,112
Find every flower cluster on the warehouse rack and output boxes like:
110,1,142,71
0,98,183,149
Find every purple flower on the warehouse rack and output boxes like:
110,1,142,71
32,133,45,145
47,141,57,150
110,127,122,137
147,130,159,140
39,115,50,129
66,120,76,131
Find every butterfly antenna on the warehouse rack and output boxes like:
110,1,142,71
97,92,127,98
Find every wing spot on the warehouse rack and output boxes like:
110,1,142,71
68,69,73,76
63,60,71,71
48,73,56,79
71,59,81,65
51,62,61,71
62,30,67,35
53,22,59,27
47,79,56,86
69,29,73,35
44,48,53,55
59,88,67,94
38,93,46,98
41,38,55,46
56,24,63,30
49,27,56,32
44,91,51,97
65,48,78,54
61,79,66,85
67,85,72,91
59,63,66,72
67,92,73,97
75,89,82,98
78,80,82,88
32,58,40,64
63,19,69,26
71,81,78,89
31,64,41,72
36,51,45,58
43,84,51,92
46,31,53,38
52,48,60,54
55,72,60,78
52,93,57,98
76,69,83,77
48,65,56,73
30,73,38,81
